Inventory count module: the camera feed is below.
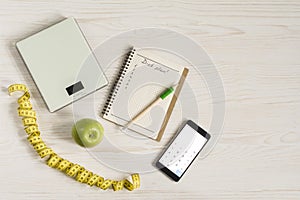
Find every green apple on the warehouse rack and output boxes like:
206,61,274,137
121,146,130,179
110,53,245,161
72,118,104,148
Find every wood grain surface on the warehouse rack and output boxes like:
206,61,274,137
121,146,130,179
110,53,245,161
0,0,300,199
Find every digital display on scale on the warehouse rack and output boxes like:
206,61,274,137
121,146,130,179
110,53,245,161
66,81,84,96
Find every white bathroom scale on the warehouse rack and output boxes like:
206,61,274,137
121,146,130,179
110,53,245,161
16,17,108,112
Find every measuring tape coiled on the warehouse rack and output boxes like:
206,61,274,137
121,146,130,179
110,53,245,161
8,84,140,191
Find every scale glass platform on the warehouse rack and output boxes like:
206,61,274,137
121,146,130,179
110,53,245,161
16,17,108,112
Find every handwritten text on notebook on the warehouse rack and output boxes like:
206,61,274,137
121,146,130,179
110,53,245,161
141,57,170,74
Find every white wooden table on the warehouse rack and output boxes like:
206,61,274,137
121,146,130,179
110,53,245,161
1,0,299,199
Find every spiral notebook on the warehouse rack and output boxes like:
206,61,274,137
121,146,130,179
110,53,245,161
102,48,188,141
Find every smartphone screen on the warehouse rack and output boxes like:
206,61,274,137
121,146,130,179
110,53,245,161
156,120,210,181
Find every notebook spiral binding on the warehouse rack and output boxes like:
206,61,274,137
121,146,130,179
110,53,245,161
102,48,136,116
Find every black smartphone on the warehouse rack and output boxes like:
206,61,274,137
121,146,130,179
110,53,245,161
156,120,210,182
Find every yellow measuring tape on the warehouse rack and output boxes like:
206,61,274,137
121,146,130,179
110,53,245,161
8,84,140,191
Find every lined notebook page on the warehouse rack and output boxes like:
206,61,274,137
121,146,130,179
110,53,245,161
103,49,185,139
